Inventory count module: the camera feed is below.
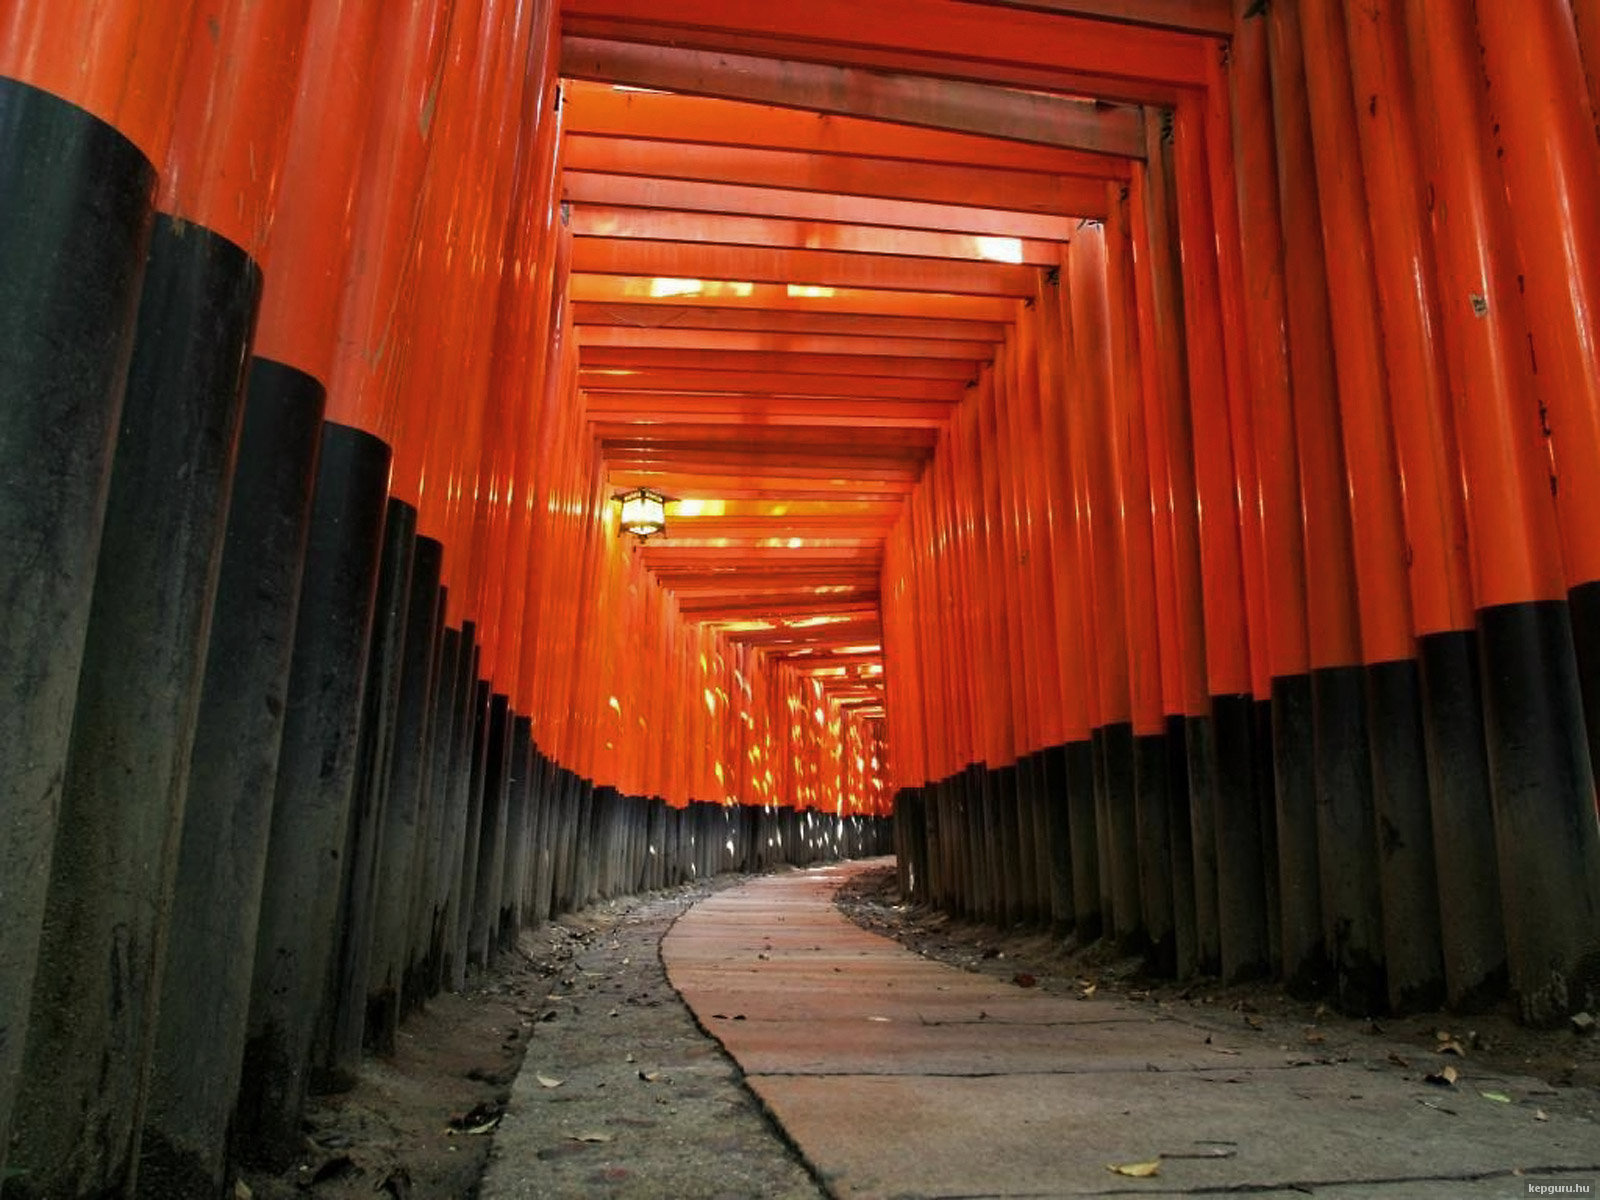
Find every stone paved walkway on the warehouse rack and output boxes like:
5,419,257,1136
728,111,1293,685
663,861,1600,1199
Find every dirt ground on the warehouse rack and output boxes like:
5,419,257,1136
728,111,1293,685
237,874,818,1200
236,861,1599,1200
832,864,1600,1101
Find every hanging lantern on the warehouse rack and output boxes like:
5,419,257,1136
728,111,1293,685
617,487,668,540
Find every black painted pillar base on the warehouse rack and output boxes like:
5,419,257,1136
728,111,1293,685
1310,665,1387,1016
0,78,155,1178
1212,695,1270,983
1416,630,1506,1009
1063,741,1101,944
1132,730,1176,976
1270,673,1326,997
1366,657,1446,1013
1041,745,1075,933
1183,716,1221,975
1166,716,1198,979
142,359,324,1200
323,498,417,1082
235,423,390,1169
14,210,261,1199
1477,601,1600,1024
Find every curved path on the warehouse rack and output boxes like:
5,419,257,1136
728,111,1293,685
664,861,1600,1199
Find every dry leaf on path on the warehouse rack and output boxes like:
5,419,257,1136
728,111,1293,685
1106,1160,1161,1178
1424,1065,1459,1087
537,1075,564,1089
570,1131,614,1143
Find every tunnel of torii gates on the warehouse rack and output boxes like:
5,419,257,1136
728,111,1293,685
3,0,1600,1195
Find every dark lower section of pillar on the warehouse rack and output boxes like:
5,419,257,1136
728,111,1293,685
236,423,391,1169
470,696,513,969
1416,629,1506,1009
1183,715,1221,976
1132,729,1175,976
0,78,155,1171
1310,665,1387,1015
1366,657,1445,1014
1568,579,1600,797
1477,601,1600,1024
1253,698,1282,979
370,537,443,1052
1166,716,1198,980
1041,745,1074,933
141,358,325,1200
1210,695,1269,983
12,211,261,1200
451,680,493,992
1097,723,1144,951
1062,740,1101,943
1270,673,1325,997
321,500,417,1086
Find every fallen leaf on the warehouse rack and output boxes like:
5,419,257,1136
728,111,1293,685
466,1118,501,1135
1388,1052,1412,1069
1106,1160,1161,1178
1303,1030,1326,1045
570,1131,613,1143
1535,1109,1550,1122
537,1074,564,1089
1079,984,1097,1000
1424,1065,1459,1087
639,1070,663,1082
1437,1040,1467,1057
1245,1015,1264,1030
1480,1091,1512,1103
1013,972,1037,988
234,1183,254,1200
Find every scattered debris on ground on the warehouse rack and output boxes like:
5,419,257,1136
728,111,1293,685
240,874,818,1200
833,863,1600,1102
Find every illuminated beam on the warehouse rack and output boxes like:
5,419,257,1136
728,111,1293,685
560,39,1145,156
592,423,938,449
609,470,917,496
570,238,1040,296
605,455,925,482
578,366,969,398
583,391,956,427
577,325,996,360
567,205,1060,265
685,599,880,619
569,274,1021,321
581,346,977,378
571,302,1007,343
561,136,1109,217
565,173,1080,240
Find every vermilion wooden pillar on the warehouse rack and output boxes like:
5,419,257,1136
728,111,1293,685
1411,0,1600,1025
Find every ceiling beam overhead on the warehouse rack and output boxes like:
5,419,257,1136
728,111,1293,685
576,325,998,361
955,0,1231,37
571,302,1008,343
564,173,1081,241
560,39,1146,158
580,346,979,379
558,0,1214,92
583,392,958,428
570,238,1043,297
569,275,1021,322
566,205,1062,266
561,137,1110,218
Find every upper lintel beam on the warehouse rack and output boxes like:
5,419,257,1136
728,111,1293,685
560,37,1145,159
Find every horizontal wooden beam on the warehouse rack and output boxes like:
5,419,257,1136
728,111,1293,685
955,0,1230,37
583,390,956,427
581,346,978,378
558,0,1213,92
565,173,1081,241
562,136,1108,217
571,301,1007,343
569,273,1021,320
577,325,996,360
571,238,1041,297
580,364,969,399
567,204,1061,265
561,39,1145,157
